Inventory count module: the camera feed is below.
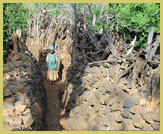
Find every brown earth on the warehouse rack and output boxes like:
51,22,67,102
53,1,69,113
43,81,65,131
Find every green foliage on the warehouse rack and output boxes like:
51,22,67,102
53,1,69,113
96,21,102,31
115,3,160,50
77,3,85,9
84,3,160,50
94,8,101,16
3,3,28,53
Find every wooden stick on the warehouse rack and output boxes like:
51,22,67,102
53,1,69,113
116,62,135,82
11,33,19,54
149,35,160,60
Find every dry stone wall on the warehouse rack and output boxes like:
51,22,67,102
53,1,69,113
63,53,160,131
3,52,46,131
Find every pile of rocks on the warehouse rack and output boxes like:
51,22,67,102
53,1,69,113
63,59,160,131
3,53,46,131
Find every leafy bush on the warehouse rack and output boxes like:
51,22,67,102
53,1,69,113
115,3,160,49
83,3,160,50
3,3,28,54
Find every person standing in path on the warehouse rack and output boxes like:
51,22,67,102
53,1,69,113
46,45,59,83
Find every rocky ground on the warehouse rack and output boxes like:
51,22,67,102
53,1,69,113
62,53,160,131
3,53,46,131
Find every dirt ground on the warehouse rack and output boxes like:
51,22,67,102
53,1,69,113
43,81,65,131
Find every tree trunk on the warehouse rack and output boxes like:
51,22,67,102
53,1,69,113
101,23,116,60
71,3,77,62
92,13,96,33
82,6,87,47
11,33,19,54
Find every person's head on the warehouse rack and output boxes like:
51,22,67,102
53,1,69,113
49,45,55,54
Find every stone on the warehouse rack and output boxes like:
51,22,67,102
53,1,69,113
142,112,154,124
87,93,98,105
32,102,43,120
79,90,92,102
108,94,117,106
3,102,16,116
151,98,160,110
99,98,105,105
107,113,115,123
91,66,101,74
114,111,123,123
5,74,11,80
119,83,130,93
87,106,97,121
3,88,13,98
105,83,117,94
101,116,111,129
128,123,141,130
141,105,153,114
153,109,160,122
121,108,133,119
87,118,100,131
22,113,33,128
116,89,128,103
110,103,122,112
139,98,146,105
94,92,103,102
80,90,98,105
128,105,143,114
10,112,18,118
132,113,145,129
23,108,30,115
122,118,140,130
129,88,138,94
92,82,102,90
3,107,14,116
110,121,122,130
78,102,91,116
14,101,27,112
3,121,20,131
94,102,101,111
151,121,160,130
95,117,109,131
3,81,8,88
129,92,142,102
142,122,154,130
4,115,22,126
11,70,18,76
123,97,138,108
103,80,112,89
7,83,24,94
67,115,88,130
4,97,16,104
97,108,104,118
14,62,21,68
4,101,14,107
103,106,110,115
16,95,25,102
98,125,109,131
3,67,10,73
3,51,46,131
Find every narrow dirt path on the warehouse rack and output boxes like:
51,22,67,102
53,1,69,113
43,81,65,131
39,53,65,131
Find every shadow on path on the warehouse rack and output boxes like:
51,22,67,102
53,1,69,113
43,81,65,131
